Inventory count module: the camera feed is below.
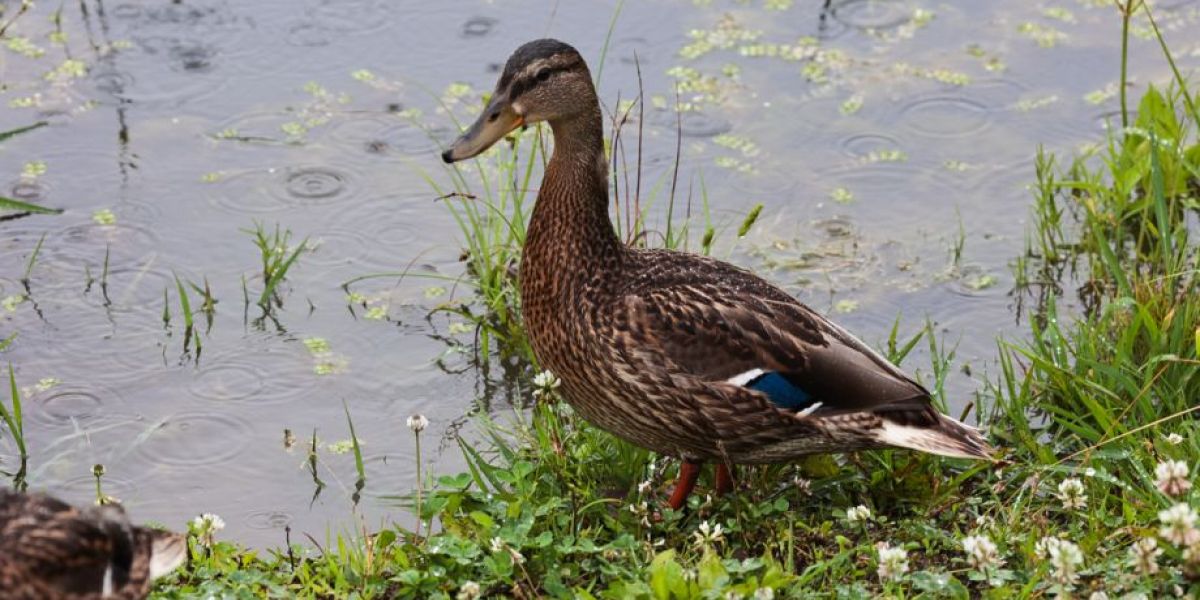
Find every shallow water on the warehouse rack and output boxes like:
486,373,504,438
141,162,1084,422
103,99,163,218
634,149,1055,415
1,0,1198,546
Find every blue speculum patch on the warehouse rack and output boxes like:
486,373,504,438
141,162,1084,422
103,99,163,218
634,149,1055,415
745,371,815,411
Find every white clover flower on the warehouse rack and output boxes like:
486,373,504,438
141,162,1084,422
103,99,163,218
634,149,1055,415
875,542,909,582
1045,537,1083,586
962,534,1003,571
637,480,652,495
1154,460,1192,497
1184,543,1200,567
845,505,871,523
1056,477,1087,510
406,413,429,433
753,587,775,600
191,513,226,548
1166,433,1184,445
531,369,561,398
1158,503,1200,546
456,581,482,600
1087,592,1108,600
490,536,505,553
1128,537,1161,575
627,502,650,526
692,520,725,547
792,475,812,495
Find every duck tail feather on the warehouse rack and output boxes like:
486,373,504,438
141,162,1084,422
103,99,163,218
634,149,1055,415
873,413,995,460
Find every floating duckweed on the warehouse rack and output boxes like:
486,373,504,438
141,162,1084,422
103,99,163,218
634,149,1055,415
364,306,388,320
313,359,347,376
44,58,87,80
650,95,669,110
2,295,28,312
1042,7,1076,23
1015,95,1059,111
442,82,473,102
1084,82,1119,105
91,209,116,225
893,63,971,86
830,187,854,204
964,273,998,290
34,377,61,392
280,121,307,139
215,128,240,139
713,134,761,158
424,286,446,299
737,43,817,62
765,0,793,10
303,337,332,355
863,149,906,163
200,172,222,183
714,156,757,174
345,292,367,304
325,439,357,454
679,15,762,60
22,160,47,178
8,94,40,108
48,31,67,45
840,94,863,116
800,62,827,84
5,36,45,58
721,63,740,78
943,160,973,172
448,322,473,335
351,69,375,82
1017,22,1067,48
910,8,935,27
834,299,859,313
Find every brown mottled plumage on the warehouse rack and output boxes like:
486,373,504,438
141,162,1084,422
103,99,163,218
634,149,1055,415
0,489,185,600
443,39,993,508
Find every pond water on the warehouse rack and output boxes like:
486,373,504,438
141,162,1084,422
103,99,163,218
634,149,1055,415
1,0,1198,547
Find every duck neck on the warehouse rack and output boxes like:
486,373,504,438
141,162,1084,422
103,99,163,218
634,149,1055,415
525,101,622,272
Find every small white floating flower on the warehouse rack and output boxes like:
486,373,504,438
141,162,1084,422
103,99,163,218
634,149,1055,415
1154,460,1192,497
962,534,1003,571
456,580,482,600
406,414,429,433
1165,433,1184,445
1128,537,1161,575
1056,477,1087,510
875,542,909,582
1158,503,1200,546
845,505,871,523
692,520,725,547
191,513,226,547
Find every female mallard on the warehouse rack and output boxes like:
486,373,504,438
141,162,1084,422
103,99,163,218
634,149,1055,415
442,39,993,509
0,489,185,599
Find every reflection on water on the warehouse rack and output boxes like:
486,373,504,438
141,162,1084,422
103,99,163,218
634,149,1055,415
1,0,1198,546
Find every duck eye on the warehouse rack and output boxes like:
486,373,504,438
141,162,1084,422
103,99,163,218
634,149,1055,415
487,111,500,123
535,69,551,82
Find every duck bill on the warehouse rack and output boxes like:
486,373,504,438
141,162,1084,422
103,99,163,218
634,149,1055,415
441,95,524,163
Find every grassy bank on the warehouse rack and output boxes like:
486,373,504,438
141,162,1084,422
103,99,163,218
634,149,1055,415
135,18,1200,600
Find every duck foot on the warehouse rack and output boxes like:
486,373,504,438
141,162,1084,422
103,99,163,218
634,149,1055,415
715,463,736,496
667,461,701,510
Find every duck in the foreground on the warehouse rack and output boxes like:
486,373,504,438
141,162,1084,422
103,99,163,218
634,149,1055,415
0,489,186,600
442,39,994,510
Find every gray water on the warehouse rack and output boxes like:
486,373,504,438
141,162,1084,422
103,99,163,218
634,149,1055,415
1,0,1197,547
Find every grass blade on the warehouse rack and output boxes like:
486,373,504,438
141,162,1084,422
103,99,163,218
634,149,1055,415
0,196,63,215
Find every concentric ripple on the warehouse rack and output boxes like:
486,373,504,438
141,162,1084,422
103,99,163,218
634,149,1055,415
244,509,294,530
833,0,915,31
27,384,121,428
899,96,991,138
461,16,497,37
646,108,733,138
134,412,253,467
187,338,309,405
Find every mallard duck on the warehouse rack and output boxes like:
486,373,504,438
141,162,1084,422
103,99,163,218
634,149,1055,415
442,39,993,509
0,489,185,600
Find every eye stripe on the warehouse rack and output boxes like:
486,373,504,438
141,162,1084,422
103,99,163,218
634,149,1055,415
508,65,568,100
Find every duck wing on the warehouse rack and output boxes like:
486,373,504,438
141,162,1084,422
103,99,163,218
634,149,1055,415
614,249,931,416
